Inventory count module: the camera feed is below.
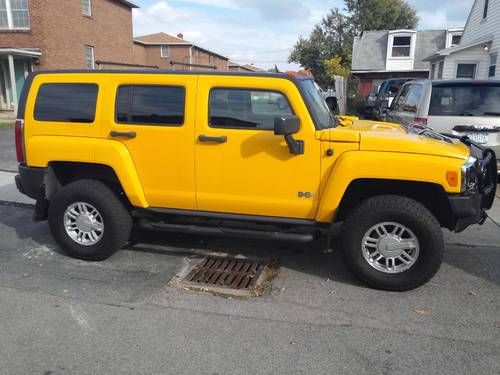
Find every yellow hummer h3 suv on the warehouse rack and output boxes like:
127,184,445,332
15,71,497,291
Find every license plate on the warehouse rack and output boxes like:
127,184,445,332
465,132,489,144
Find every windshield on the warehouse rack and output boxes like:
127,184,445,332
299,79,336,129
430,84,500,117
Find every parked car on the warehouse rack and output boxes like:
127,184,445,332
386,79,500,172
15,70,497,291
363,91,378,118
373,78,414,120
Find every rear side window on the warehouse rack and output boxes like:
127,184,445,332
401,85,422,113
209,88,293,130
116,85,185,126
34,83,98,123
429,84,500,116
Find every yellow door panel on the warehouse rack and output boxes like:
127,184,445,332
100,74,197,209
194,76,321,219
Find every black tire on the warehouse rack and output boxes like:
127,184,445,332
340,195,444,291
48,179,132,261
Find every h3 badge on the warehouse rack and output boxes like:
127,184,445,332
298,191,314,199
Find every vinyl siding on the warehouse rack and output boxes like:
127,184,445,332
441,44,491,79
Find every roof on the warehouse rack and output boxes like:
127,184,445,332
134,32,191,45
133,32,228,60
351,29,447,72
111,0,139,8
423,35,494,61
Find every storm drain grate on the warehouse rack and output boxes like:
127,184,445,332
171,256,279,298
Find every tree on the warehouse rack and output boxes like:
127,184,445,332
345,0,418,34
324,56,350,79
289,0,419,85
289,9,353,85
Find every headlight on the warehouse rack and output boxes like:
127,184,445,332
461,156,478,192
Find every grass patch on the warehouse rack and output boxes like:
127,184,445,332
0,122,14,129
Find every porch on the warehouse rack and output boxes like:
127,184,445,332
0,48,41,114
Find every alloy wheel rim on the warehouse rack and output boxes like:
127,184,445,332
361,222,420,274
64,202,104,246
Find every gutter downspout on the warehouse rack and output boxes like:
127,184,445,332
189,46,193,71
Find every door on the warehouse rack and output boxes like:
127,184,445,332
194,76,321,219
104,75,197,209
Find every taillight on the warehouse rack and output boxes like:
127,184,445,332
15,119,25,163
414,117,428,125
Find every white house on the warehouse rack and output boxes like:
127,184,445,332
351,29,463,97
424,0,499,80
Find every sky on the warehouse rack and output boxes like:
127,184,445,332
131,0,474,71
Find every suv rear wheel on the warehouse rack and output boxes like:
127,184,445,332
48,179,132,261
340,195,444,291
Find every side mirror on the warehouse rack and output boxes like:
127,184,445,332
274,116,304,155
274,115,300,136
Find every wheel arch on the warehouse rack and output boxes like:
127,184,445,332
334,178,454,230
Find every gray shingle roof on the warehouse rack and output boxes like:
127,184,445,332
352,30,446,72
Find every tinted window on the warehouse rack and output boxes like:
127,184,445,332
209,89,293,130
429,84,500,116
401,85,422,112
391,85,410,111
34,83,98,123
116,85,185,126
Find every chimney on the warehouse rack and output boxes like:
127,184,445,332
177,33,184,40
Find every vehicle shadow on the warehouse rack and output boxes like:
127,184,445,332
2,204,498,289
126,227,364,288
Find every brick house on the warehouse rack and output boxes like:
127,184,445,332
133,32,229,71
0,0,138,112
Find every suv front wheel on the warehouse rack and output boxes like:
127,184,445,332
48,179,132,261
341,195,444,291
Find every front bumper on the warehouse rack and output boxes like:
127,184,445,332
447,138,497,232
15,164,45,200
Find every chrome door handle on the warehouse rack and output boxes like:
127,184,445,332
198,135,227,143
110,131,136,139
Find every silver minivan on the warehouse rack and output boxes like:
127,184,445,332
386,79,500,171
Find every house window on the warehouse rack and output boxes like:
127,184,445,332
451,35,461,46
82,0,91,16
489,53,497,77
209,55,214,64
431,64,436,79
161,45,169,58
456,63,476,79
438,61,444,79
0,0,30,29
85,46,94,69
483,0,489,19
391,36,411,57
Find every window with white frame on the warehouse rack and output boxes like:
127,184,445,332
431,63,436,79
391,36,412,57
0,0,30,29
456,63,477,79
160,45,169,58
85,45,94,69
82,0,91,16
489,53,497,77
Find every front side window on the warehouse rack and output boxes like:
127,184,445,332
299,80,335,129
430,84,500,116
209,89,293,130
116,85,185,126
85,45,94,69
456,63,476,79
82,0,91,16
489,53,497,77
34,83,98,123
161,45,169,58
0,0,30,29
391,36,411,57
